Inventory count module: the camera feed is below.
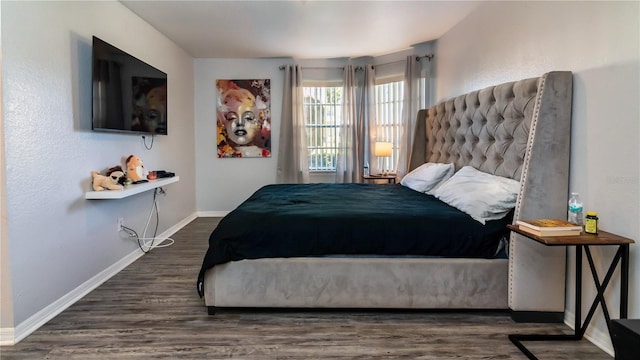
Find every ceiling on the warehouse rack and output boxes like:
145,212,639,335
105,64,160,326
120,0,480,59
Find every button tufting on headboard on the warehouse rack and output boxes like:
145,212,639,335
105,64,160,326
422,76,540,181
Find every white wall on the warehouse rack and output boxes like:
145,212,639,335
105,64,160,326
434,0,639,353
0,0,14,338
194,58,379,212
194,58,286,213
1,0,195,338
193,49,432,212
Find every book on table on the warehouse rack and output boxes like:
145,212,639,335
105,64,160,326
515,219,582,237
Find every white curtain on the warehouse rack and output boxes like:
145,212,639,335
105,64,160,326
396,55,427,178
335,65,376,183
335,65,360,183
277,65,309,184
361,65,378,176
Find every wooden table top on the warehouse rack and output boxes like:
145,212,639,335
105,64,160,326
507,224,635,246
363,174,397,179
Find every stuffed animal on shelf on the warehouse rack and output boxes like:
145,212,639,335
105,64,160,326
125,154,148,183
91,168,125,191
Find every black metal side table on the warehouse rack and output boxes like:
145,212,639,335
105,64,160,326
506,224,634,360
362,174,396,184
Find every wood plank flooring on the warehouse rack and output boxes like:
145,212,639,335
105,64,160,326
0,217,611,359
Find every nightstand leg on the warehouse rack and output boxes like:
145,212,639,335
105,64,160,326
581,245,624,336
575,245,582,337
621,244,629,319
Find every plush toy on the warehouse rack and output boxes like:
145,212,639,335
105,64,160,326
92,170,125,191
126,155,148,183
106,165,124,176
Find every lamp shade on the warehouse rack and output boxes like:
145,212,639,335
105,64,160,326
374,142,392,157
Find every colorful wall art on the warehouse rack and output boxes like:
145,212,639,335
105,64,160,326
216,79,271,158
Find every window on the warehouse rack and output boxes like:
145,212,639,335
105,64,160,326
303,86,342,171
374,80,404,172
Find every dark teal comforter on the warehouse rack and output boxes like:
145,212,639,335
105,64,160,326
197,183,511,296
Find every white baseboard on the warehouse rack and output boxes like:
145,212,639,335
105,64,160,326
0,327,15,346
8,212,198,346
564,310,614,356
197,211,229,217
13,247,143,344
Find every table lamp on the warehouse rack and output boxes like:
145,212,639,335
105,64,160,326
374,141,392,175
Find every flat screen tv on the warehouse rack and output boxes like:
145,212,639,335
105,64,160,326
92,36,167,135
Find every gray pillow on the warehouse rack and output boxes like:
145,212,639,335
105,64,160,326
432,166,521,224
400,162,454,193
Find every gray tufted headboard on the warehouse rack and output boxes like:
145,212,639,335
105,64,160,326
409,71,573,315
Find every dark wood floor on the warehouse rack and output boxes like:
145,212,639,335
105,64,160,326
1,217,611,359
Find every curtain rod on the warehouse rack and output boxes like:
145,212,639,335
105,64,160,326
416,54,434,62
278,54,433,71
374,59,405,67
359,53,435,68
279,65,364,70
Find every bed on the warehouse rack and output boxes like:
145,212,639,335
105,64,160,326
198,71,573,321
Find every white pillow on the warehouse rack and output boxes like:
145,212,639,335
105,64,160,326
400,162,454,193
432,166,521,224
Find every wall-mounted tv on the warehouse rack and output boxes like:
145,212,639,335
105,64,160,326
92,36,167,135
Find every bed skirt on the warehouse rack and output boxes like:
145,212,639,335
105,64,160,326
204,257,508,310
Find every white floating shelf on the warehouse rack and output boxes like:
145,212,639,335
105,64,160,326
85,176,179,200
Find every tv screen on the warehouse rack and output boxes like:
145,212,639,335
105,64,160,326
92,36,167,135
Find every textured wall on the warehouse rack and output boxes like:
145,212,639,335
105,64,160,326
2,1,195,326
194,57,364,212
193,48,434,213
194,58,284,213
0,0,15,334
434,1,639,353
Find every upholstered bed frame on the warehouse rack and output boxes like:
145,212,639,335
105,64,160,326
203,71,573,320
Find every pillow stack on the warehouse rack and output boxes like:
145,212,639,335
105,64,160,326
400,162,454,194
401,164,521,224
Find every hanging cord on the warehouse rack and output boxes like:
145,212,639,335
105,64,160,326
119,187,174,253
142,134,154,150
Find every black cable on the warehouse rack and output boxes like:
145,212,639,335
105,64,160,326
142,134,154,150
120,187,165,254
152,187,160,239
121,225,138,238
120,225,150,254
